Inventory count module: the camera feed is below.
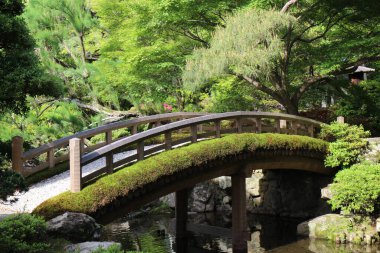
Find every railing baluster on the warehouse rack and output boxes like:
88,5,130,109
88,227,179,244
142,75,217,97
132,125,138,135
137,141,144,161
191,125,197,143
105,131,113,174
291,121,299,135
80,138,85,154
165,132,172,150
279,119,287,134
70,138,82,193
308,125,314,137
236,118,242,133
256,118,262,133
197,124,203,133
11,136,24,174
47,149,55,169
215,120,221,138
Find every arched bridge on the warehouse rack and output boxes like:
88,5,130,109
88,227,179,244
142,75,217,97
27,111,333,253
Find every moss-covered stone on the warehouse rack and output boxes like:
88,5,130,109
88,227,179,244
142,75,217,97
33,133,328,220
297,214,380,245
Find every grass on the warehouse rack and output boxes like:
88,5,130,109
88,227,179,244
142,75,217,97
32,133,328,220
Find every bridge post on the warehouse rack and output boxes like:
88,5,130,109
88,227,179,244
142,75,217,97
190,125,197,143
137,141,144,161
236,117,243,133
47,148,55,169
132,125,138,135
279,119,287,133
215,120,221,138
308,125,314,137
232,172,248,253
165,132,172,150
291,121,299,134
70,138,82,193
12,136,24,174
175,189,188,237
105,131,113,174
255,118,262,133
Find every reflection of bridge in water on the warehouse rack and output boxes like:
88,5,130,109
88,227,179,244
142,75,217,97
14,112,334,252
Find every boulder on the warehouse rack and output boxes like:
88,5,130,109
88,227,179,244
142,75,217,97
321,184,332,200
65,241,121,253
47,212,102,242
297,214,352,239
376,218,380,233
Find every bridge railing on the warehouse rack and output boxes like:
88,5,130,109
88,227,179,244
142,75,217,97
69,111,322,192
11,112,207,177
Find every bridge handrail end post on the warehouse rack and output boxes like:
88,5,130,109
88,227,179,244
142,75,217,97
70,137,82,193
12,135,24,175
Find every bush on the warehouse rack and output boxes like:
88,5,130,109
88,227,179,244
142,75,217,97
329,163,380,215
92,244,124,253
0,214,49,253
320,121,370,169
0,158,27,202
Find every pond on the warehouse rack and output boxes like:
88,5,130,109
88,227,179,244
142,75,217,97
100,211,380,253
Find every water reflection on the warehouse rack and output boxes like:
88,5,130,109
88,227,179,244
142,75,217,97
101,212,380,253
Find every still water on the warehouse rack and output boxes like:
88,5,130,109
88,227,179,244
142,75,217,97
101,212,380,253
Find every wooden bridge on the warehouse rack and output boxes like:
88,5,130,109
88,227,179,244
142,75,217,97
14,111,332,252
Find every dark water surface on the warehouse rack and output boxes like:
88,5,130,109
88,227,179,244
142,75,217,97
101,212,380,253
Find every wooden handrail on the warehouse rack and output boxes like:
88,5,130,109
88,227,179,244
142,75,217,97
14,112,207,177
69,111,322,191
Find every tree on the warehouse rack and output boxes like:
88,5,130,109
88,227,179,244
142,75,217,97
24,0,98,103
90,0,253,113
0,0,62,113
183,1,380,115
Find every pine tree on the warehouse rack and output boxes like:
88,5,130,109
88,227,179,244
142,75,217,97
0,0,62,112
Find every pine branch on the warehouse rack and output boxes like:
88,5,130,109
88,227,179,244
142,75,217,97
281,0,298,13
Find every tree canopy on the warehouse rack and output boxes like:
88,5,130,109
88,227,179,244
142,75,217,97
183,0,380,114
0,0,62,112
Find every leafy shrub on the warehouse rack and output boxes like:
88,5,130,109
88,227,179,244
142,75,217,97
320,121,370,168
0,158,27,202
329,163,380,215
333,80,380,136
0,214,49,253
92,244,124,253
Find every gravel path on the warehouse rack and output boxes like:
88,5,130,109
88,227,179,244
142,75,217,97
0,145,157,214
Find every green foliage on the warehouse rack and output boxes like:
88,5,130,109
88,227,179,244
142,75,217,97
0,100,92,147
333,79,380,136
0,214,49,253
183,9,296,87
33,133,327,219
24,0,98,103
329,163,380,215
0,159,27,202
200,76,276,112
320,122,370,169
183,1,380,114
0,0,63,112
90,0,253,113
88,244,123,253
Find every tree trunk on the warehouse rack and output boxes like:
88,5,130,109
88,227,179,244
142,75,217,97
282,98,299,115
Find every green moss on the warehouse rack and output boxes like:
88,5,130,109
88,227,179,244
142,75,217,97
33,133,327,219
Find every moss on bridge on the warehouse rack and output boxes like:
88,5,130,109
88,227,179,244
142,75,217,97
33,133,328,220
